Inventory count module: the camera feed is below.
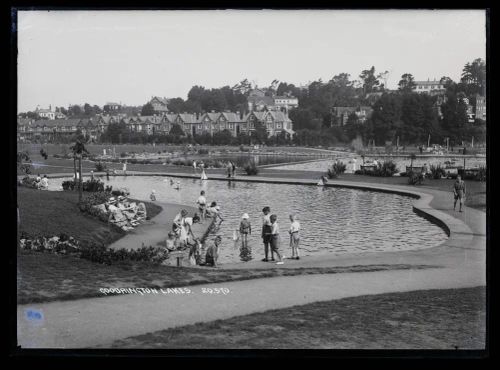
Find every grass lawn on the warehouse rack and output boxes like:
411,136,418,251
16,250,435,304
17,187,162,245
108,286,486,350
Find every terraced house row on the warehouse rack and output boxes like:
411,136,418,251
17,110,294,142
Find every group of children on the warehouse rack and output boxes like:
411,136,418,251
237,206,301,265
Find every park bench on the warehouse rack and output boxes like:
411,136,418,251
360,164,376,172
405,166,423,174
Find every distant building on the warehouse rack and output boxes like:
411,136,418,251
36,106,55,120
273,95,299,112
149,96,170,113
475,94,486,121
414,79,446,95
332,106,373,126
103,102,121,112
248,95,274,112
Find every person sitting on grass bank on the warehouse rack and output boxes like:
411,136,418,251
40,175,49,190
270,214,284,265
150,189,156,201
453,175,467,212
203,236,222,268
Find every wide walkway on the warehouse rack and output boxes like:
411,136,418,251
17,171,486,348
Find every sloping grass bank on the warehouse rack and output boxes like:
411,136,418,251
17,187,162,245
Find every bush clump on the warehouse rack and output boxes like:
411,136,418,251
408,171,424,185
429,164,447,179
62,178,106,192
355,160,398,177
95,161,107,172
243,160,259,175
327,161,346,179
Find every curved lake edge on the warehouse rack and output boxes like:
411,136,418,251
31,171,475,260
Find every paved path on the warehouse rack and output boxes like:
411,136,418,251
107,202,207,251
17,265,484,349
17,171,486,348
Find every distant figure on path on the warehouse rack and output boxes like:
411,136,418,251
261,206,274,262
150,190,156,202
352,158,358,172
270,214,284,265
453,175,466,212
123,162,127,175
174,181,181,190
419,145,423,154
288,214,301,260
227,161,233,178
463,147,467,155
239,213,251,247
422,163,429,177
232,162,236,177
192,160,197,174
90,170,94,181
106,169,110,181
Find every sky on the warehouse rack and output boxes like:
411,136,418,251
17,9,487,112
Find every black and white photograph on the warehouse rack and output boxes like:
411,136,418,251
13,8,488,354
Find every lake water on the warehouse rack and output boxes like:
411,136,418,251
270,155,487,173
49,176,448,264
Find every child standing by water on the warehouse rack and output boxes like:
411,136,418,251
150,189,156,201
288,214,301,260
239,213,251,247
270,214,284,265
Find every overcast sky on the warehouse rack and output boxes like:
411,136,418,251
17,9,486,112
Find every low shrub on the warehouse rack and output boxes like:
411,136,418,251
20,175,37,188
327,161,346,179
95,161,107,172
429,164,447,179
198,148,209,155
62,180,76,190
19,235,169,265
39,149,48,160
373,161,398,177
62,178,106,192
78,191,110,213
476,166,486,182
243,160,259,175
408,171,424,185
120,152,128,158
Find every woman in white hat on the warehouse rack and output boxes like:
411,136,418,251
239,213,251,247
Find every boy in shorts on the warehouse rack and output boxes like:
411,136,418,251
270,214,284,265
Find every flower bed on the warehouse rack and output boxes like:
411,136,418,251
20,233,170,265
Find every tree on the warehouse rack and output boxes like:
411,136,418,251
461,58,486,93
169,123,185,136
252,121,268,144
359,66,380,95
398,73,416,93
167,97,186,113
232,79,253,96
101,122,128,143
141,103,155,116
68,105,83,117
84,103,95,116
69,140,89,202
370,93,403,144
440,93,469,143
